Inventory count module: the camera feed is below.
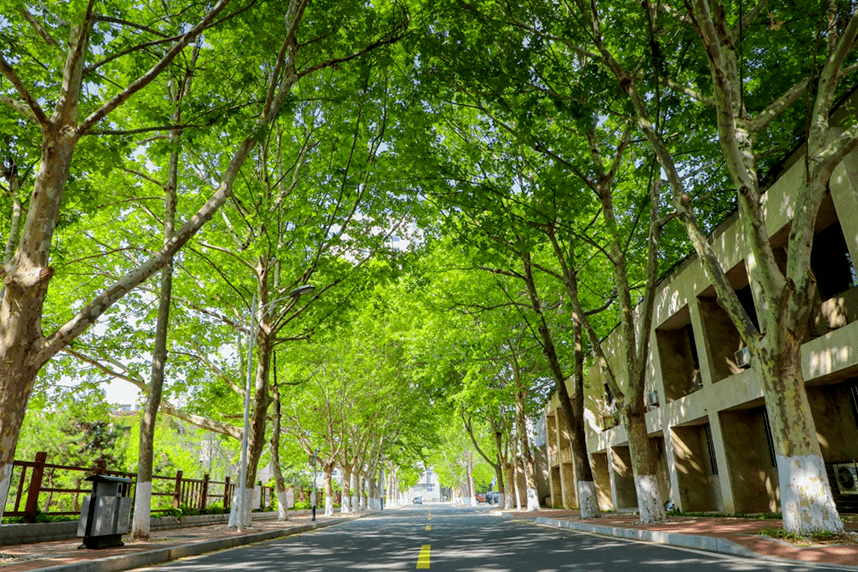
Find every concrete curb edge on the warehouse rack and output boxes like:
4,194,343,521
533,517,760,557
32,517,353,572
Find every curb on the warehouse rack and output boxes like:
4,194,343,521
531,516,858,570
0,510,316,546
31,517,352,572
533,516,758,558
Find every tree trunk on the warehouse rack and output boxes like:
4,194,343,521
324,465,334,516
515,391,540,512
759,336,842,533
270,376,289,521
571,319,599,518
0,5,237,521
131,76,185,539
490,419,506,507
466,454,476,506
520,254,594,513
625,405,665,523
359,473,368,511
1,161,22,267
341,465,352,513
368,473,378,510
513,457,522,510
0,127,77,517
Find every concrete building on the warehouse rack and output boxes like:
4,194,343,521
409,468,441,502
544,124,858,517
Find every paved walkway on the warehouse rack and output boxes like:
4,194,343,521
0,508,856,570
504,508,858,568
0,514,357,572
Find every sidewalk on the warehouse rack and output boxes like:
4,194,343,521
502,508,858,568
2,508,856,570
0,514,358,572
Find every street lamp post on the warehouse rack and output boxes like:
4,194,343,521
235,284,315,534
311,449,319,522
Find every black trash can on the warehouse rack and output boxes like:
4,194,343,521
76,475,133,549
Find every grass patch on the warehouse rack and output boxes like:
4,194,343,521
1,511,80,524
759,527,844,545
666,510,782,519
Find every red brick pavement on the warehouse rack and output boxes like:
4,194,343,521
0,515,327,571
510,509,858,567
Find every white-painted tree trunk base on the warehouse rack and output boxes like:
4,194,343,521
0,465,11,522
228,490,239,528
276,490,289,521
325,496,333,516
634,474,666,524
526,487,540,511
131,481,153,538
577,480,600,519
341,495,351,514
778,454,844,534
228,488,254,529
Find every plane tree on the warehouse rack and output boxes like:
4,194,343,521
0,0,414,521
401,80,667,518
502,0,858,533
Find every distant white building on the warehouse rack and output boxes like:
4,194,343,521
409,467,441,502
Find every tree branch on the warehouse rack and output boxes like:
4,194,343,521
0,57,49,126
78,0,232,134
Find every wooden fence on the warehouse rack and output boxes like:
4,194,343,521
3,452,275,523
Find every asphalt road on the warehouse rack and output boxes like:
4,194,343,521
133,505,846,571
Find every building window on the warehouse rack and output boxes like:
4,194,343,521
848,380,858,432
686,324,700,371
704,424,718,475
762,410,777,467
735,285,760,331
811,221,858,300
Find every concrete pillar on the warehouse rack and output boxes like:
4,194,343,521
591,452,614,511
663,428,682,510
560,462,577,509
688,301,713,386
549,465,562,507
708,411,736,513
830,152,858,273
609,445,638,510
547,413,558,465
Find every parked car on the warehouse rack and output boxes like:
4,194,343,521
475,493,486,503
413,497,422,504
485,491,499,504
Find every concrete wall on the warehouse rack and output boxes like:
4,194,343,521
610,447,638,510
591,452,613,511
655,324,697,402
719,408,779,513
808,381,858,463
671,424,718,512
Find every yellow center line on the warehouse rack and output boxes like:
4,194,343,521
416,544,431,569
426,524,431,531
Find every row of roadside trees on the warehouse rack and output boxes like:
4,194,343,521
3,0,856,536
